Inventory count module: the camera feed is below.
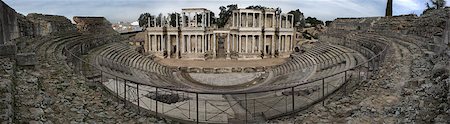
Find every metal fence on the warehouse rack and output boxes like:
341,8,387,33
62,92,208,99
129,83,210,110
62,33,389,123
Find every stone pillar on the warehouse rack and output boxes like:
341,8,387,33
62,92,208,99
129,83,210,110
279,14,282,28
188,12,191,27
227,33,230,53
245,35,248,53
176,14,179,27
260,13,263,27
213,33,216,56
207,12,210,27
278,34,281,52
291,15,294,28
253,13,256,28
285,14,288,28
162,35,165,51
168,35,171,58
187,35,191,53
263,35,265,54
238,35,241,52
271,35,275,57
231,34,234,51
232,12,235,27
238,12,241,27
176,35,179,58
251,35,254,53
246,13,249,27
272,14,275,28
289,35,294,51
181,35,185,53
147,17,150,27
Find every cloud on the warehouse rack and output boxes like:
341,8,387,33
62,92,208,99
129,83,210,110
2,0,428,23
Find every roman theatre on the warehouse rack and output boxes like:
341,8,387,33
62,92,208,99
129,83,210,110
1,1,450,124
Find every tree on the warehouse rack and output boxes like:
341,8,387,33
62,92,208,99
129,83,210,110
169,13,180,27
305,17,324,27
325,21,333,26
424,0,447,14
288,9,305,27
246,5,269,10
138,13,152,28
217,4,238,28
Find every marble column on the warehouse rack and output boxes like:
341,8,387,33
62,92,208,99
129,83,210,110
187,35,191,53
168,35,171,58
232,12,235,27
181,35,185,53
263,35,265,54
227,33,230,53
251,35,255,53
176,14,179,27
245,35,248,53
176,35,179,58
291,15,294,28
213,33,216,56
246,13,249,27
162,35,165,51
232,34,235,51
253,13,256,28
238,35,241,52
285,14,288,28
278,34,281,52
271,35,275,57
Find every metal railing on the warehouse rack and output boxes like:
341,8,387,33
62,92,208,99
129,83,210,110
62,32,389,123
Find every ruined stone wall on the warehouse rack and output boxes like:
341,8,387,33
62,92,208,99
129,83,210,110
408,9,449,38
371,14,417,33
0,1,20,44
328,17,380,31
26,13,76,36
0,1,77,44
73,16,118,34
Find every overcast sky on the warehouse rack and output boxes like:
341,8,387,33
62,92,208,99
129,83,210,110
3,0,444,23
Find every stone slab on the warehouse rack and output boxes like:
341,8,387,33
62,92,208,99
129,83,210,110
0,44,17,56
16,52,37,66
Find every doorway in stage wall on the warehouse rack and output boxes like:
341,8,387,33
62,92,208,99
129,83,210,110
217,36,226,59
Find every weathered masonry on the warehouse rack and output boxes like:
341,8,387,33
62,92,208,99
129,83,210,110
145,8,296,60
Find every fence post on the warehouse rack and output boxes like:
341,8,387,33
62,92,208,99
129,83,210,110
322,79,325,106
124,80,127,107
137,83,140,113
245,93,248,123
116,76,119,103
291,87,295,115
196,93,199,124
344,71,347,95
156,87,158,117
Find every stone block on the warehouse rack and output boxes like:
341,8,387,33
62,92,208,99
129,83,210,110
0,44,17,56
16,52,37,66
